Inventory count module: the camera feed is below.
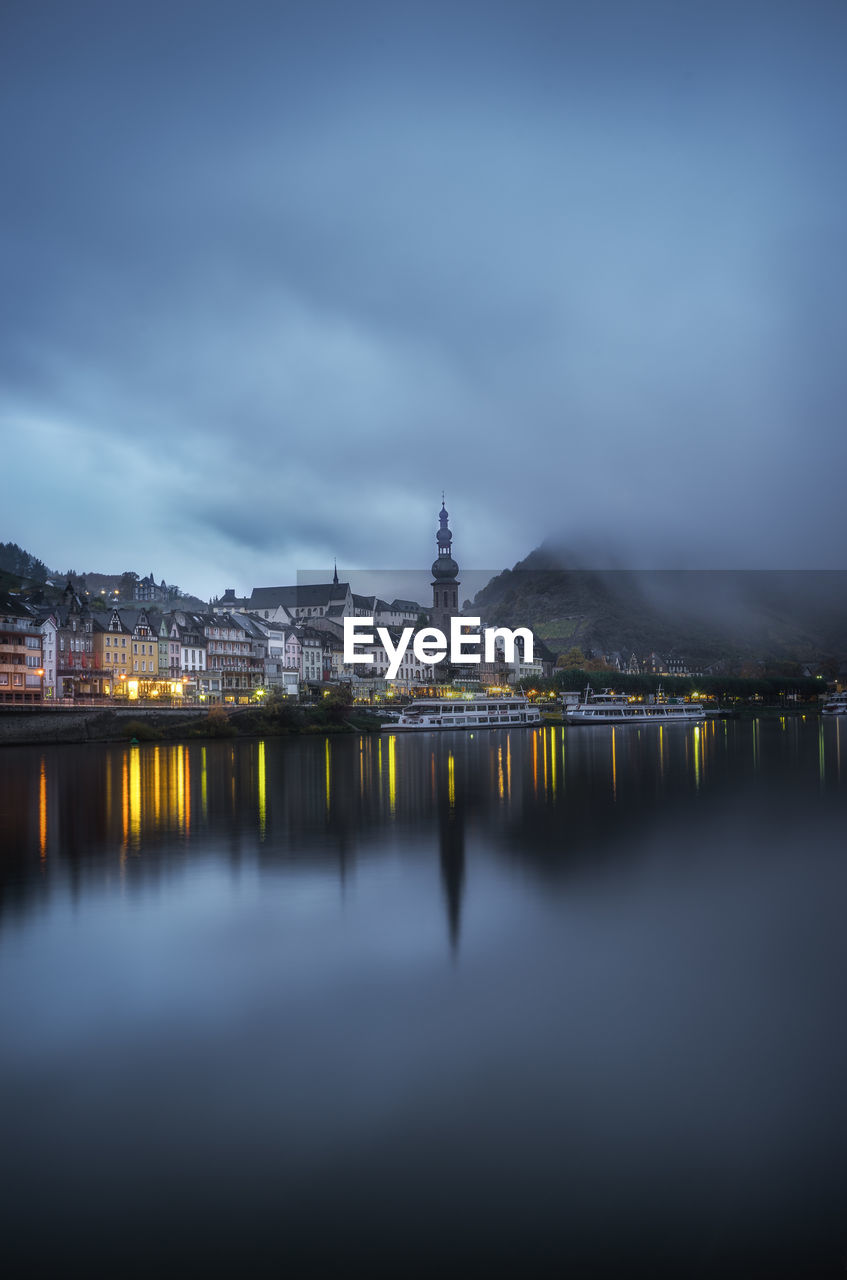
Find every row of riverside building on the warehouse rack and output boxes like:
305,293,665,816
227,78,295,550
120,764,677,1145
0,502,549,705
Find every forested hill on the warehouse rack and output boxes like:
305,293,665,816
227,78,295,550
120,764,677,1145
0,541,51,583
0,541,202,608
472,546,847,666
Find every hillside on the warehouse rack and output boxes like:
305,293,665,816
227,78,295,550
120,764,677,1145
0,541,204,610
473,546,847,666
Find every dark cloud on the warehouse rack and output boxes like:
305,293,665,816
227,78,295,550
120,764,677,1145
2,0,847,595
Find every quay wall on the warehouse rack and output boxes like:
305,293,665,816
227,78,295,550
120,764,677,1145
0,706,203,746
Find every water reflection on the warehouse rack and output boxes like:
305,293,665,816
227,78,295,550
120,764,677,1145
3,720,847,1275
438,749,465,955
2,719,846,937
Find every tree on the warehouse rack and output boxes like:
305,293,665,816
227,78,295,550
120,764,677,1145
557,646,584,668
0,541,50,582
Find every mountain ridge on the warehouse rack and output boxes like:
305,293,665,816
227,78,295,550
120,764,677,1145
472,544,847,666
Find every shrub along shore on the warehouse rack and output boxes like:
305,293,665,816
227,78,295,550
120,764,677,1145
0,698,385,746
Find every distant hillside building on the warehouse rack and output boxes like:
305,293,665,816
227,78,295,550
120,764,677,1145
135,573,169,603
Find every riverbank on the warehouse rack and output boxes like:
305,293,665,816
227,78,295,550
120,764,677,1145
1,700,823,746
0,702,385,746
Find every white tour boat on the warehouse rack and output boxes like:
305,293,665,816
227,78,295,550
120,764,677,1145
565,687,706,725
821,692,847,716
384,696,541,731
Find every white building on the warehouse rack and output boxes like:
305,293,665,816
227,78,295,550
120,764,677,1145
40,614,57,700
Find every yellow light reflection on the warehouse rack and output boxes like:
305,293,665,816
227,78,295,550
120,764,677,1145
325,737,331,813
549,726,557,799
168,745,178,827
448,752,455,809
611,727,617,801
388,734,396,816
658,724,665,781
121,752,129,855
129,747,141,848
497,745,504,801
153,742,161,829
201,746,208,820
693,724,701,791
177,744,185,831
184,747,191,836
532,731,538,796
39,756,47,860
258,740,266,839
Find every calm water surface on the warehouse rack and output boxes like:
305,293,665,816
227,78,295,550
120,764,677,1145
2,718,847,1275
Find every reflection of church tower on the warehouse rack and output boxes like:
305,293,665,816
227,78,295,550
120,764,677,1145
438,772,466,958
431,497,460,634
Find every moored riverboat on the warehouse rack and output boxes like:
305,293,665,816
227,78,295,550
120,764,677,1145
383,696,541,731
565,687,706,725
822,692,847,716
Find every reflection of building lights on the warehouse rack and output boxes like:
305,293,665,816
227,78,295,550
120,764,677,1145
257,741,266,838
388,734,396,814
39,758,47,858
325,738,331,812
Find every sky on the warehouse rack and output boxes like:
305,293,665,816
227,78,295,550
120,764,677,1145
2,0,847,600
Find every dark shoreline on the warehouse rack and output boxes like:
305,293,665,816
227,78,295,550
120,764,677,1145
0,701,821,747
0,703,384,747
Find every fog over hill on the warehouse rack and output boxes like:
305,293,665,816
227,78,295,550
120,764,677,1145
472,541,847,665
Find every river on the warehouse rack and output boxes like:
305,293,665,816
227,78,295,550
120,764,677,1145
1,717,846,1275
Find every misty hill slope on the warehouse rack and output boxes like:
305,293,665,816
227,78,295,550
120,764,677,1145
472,548,847,663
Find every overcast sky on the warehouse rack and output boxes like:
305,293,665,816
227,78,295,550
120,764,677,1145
2,0,846,598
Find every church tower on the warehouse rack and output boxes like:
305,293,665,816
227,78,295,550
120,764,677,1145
431,496,460,633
